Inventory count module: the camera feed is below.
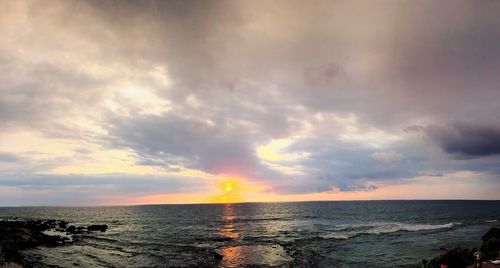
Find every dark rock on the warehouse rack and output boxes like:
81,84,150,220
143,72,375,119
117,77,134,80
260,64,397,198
0,219,68,266
67,225,86,234
0,219,108,267
212,251,223,263
482,227,500,241
87,224,108,232
45,220,57,227
212,236,232,242
66,225,76,234
416,247,476,268
481,227,500,259
1,219,108,266
418,227,500,268
58,221,68,228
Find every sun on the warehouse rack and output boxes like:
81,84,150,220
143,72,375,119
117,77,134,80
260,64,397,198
209,177,270,203
216,178,241,203
225,181,234,192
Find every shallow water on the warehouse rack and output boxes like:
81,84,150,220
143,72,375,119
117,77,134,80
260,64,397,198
1,200,499,267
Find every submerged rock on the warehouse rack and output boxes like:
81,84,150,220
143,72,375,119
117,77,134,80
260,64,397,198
66,225,83,234
0,219,108,267
214,244,293,267
87,224,108,232
0,219,68,266
212,250,223,264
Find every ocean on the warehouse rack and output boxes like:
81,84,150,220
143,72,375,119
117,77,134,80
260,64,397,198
1,200,499,267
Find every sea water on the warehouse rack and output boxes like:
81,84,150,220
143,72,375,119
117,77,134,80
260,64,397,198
1,200,499,267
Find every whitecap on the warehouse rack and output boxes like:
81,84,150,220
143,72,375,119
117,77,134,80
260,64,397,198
43,228,74,242
320,233,352,240
321,222,458,240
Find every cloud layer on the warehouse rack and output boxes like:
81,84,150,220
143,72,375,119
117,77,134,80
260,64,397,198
426,123,500,157
1,0,500,205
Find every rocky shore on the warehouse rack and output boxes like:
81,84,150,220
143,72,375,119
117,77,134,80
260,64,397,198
0,217,319,268
2,218,498,268
417,227,500,268
0,219,107,267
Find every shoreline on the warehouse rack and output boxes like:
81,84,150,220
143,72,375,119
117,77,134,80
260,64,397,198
0,219,107,267
418,227,500,268
1,216,498,267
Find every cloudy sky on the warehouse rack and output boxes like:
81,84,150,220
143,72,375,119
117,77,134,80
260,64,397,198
1,0,500,205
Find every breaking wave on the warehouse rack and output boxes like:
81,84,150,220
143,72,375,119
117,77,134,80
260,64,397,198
321,222,459,240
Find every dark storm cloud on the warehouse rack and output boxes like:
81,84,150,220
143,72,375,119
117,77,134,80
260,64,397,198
426,123,500,158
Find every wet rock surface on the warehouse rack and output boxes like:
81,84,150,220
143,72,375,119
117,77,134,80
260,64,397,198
0,219,108,267
87,224,108,232
417,227,500,268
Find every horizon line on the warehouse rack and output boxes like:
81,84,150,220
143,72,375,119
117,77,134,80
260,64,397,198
1,198,499,208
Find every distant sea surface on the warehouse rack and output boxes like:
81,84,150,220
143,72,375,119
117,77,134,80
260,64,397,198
1,200,500,267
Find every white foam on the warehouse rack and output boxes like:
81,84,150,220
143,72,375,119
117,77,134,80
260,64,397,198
322,233,351,240
43,229,74,242
321,222,459,240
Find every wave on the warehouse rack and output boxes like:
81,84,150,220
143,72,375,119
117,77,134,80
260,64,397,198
320,222,459,240
42,229,74,242
485,219,498,223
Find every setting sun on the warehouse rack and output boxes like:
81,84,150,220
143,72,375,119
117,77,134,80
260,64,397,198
220,178,238,192
217,178,241,203
2,1,500,267
225,182,234,192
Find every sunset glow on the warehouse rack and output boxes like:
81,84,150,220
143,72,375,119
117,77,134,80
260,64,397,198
1,0,500,206
3,2,500,268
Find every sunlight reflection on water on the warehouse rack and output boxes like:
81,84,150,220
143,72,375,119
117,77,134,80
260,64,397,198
220,204,239,239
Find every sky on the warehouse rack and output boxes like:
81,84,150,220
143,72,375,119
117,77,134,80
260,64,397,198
1,0,500,206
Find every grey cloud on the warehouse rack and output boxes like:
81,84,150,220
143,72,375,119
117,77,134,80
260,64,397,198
0,152,21,162
371,151,404,163
426,123,500,158
107,114,280,179
2,0,500,204
4,0,500,132
3,0,500,133
269,137,427,194
0,67,102,133
0,174,203,195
